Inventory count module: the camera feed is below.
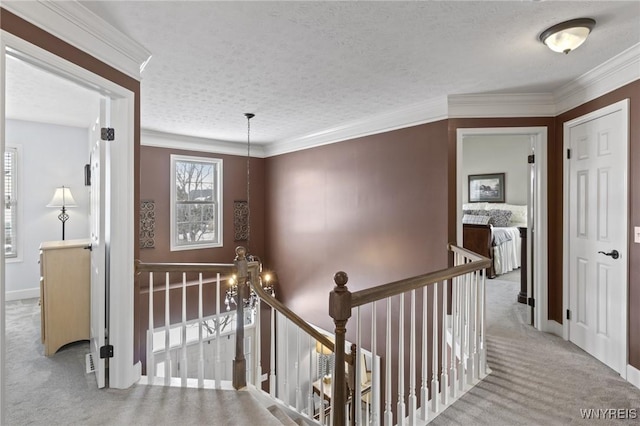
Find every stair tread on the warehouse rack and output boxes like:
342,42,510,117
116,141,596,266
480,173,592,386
267,405,298,426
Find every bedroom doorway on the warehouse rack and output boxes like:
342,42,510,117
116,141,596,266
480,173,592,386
456,127,548,332
1,29,138,411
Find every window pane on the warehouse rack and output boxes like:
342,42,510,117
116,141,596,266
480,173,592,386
171,155,222,250
175,160,215,202
175,203,216,245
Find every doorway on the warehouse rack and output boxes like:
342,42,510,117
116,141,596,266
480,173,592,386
1,29,138,405
456,127,548,331
563,99,629,377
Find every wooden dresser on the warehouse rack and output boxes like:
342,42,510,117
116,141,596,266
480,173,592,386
39,239,91,356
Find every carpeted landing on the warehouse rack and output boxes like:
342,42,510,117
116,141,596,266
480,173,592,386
5,271,640,425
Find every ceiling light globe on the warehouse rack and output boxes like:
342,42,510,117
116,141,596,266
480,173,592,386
540,18,595,54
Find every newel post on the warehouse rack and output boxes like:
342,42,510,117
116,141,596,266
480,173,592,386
233,246,248,390
330,271,352,426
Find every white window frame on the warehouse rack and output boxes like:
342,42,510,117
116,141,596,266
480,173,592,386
4,145,21,262
170,154,223,251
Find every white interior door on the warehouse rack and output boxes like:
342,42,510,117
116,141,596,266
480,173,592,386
89,98,108,388
567,101,628,375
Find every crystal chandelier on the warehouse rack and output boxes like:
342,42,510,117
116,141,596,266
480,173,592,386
225,113,275,310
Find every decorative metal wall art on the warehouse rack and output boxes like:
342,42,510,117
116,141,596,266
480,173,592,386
234,200,249,241
140,200,155,248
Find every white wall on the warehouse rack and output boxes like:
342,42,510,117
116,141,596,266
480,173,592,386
5,119,90,299
462,134,531,205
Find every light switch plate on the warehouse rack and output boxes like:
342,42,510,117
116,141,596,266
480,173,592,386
635,226,640,244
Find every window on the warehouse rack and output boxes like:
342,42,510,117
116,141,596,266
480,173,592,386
170,155,222,250
4,147,18,258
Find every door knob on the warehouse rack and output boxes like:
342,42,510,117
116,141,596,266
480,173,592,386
598,249,619,259
84,244,93,251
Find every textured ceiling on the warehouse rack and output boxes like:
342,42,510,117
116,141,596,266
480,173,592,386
6,1,640,145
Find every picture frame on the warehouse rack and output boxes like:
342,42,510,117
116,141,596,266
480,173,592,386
468,173,505,203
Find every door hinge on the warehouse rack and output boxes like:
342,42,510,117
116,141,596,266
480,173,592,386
527,297,535,308
101,127,115,141
100,344,114,359
528,154,535,164
567,149,571,159
566,309,571,320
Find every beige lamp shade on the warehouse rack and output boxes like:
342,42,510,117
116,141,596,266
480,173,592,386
315,336,334,355
47,186,77,208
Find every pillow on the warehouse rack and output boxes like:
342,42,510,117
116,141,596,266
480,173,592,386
488,209,512,227
462,214,491,225
463,209,487,217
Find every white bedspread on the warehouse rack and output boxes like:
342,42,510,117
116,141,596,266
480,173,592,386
492,227,521,275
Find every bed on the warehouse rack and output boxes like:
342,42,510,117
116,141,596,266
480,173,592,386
462,203,527,279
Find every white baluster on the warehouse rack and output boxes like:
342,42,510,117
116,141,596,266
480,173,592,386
147,272,155,385
474,271,480,380
397,294,405,425
285,318,290,406
469,271,477,383
459,268,466,393
308,334,314,420
440,279,449,407
356,306,362,425
198,272,204,388
270,308,276,397
420,287,428,421
164,272,171,385
215,273,221,389
296,325,301,412
432,283,439,413
255,293,262,387
371,300,380,426
181,272,187,387
384,298,393,426
450,269,458,399
480,271,488,376
408,290,416,425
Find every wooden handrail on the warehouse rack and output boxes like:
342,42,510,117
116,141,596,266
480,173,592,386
135,260,236,275
248,262,352,363
350,247,490,307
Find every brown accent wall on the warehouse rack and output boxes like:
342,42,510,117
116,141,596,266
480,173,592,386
555,80,640,369
139,146,265,263
0,7,142,362
265,121,449,412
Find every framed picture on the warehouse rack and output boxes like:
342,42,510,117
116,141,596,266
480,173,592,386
468,173,505,203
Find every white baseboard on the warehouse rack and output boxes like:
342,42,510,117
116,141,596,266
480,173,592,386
627,364,640,390
544,320,563,337
5,287,39,301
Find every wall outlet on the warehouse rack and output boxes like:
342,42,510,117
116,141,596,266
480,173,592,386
635,226,640,244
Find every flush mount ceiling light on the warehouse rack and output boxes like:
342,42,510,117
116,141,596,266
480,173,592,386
539,18,596,54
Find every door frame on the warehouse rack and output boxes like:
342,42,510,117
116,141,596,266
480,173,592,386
456,127,548,332
562,99,629,376
1,30,138,401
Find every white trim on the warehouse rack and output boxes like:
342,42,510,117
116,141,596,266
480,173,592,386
169,154,223,251
456,127,548,332
562,99,630,376
1,1,151,79
627,364,640,390
5,287,39,301
142,129,266,158
1,30,139,391
544,320,564,337
448,93,556,118
264,96,448,157
554,43,640,115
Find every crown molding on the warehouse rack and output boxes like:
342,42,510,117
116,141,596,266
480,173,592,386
142,129,266,158
1,1,151,80
554,42,640,115
264,96,448,157
448,93,556,118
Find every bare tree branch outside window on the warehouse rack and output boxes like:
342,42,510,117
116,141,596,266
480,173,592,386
174,159,218,246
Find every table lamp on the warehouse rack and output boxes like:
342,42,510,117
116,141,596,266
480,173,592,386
47,186,77,240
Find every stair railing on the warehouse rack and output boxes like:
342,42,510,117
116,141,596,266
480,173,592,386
329,243,491,425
